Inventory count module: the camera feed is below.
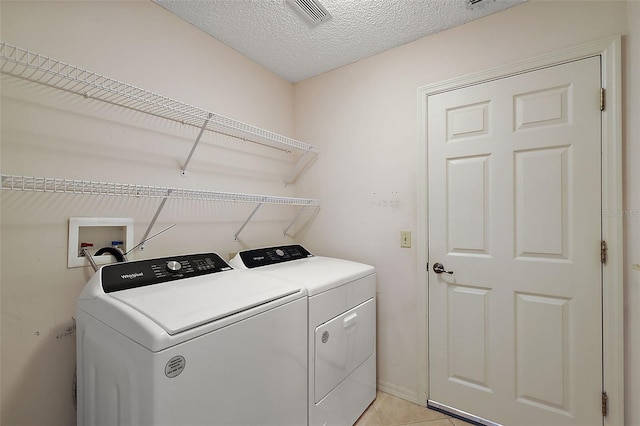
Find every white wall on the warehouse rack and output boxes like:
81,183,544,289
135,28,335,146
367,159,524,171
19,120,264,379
0,1,3,420
294,0,637,421
0,2,300,425
624,0,640,423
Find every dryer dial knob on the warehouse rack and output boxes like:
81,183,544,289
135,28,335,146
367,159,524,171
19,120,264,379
275,249,285,257
166,260,182,272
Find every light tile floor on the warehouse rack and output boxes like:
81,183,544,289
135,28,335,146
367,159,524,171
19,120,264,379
355,391,471,426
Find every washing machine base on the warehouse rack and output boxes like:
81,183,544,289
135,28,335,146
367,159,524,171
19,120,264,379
77,297,308,426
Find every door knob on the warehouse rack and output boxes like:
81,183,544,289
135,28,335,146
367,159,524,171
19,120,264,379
433,262,453,274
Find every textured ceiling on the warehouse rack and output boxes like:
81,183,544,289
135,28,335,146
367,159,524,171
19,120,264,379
153,0,525,83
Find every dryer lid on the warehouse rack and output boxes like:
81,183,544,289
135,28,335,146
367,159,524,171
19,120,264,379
233,256,375,296
108,270,302,335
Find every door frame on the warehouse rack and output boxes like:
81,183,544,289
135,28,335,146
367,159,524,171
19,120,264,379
416,36,623,425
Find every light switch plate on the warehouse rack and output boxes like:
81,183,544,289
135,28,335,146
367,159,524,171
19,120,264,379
400,231,411,248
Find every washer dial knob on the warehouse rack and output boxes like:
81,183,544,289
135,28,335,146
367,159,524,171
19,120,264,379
275,249,285,257
166,260,182,272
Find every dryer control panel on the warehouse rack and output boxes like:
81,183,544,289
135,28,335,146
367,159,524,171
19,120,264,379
101,253,232,293
238,245,313,268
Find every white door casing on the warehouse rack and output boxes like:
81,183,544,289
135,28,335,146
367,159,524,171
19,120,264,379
416,37,623,426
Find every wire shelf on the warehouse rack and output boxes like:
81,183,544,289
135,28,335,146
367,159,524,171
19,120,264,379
0,174,320,207
0,42,319,155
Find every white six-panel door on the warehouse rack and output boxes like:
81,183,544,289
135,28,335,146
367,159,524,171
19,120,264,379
427,56,602,425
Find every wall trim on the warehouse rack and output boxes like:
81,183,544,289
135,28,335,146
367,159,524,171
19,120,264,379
416,36,623,426
377,379,419,405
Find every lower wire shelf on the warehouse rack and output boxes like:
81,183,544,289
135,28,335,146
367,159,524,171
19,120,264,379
0,174,319,206
1,173,319,242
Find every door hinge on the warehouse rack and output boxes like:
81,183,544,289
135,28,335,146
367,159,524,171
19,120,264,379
601,240,608,264
600,87,606,111
602,391,608,416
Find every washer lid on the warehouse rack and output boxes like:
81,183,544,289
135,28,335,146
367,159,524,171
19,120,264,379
108,270,302,335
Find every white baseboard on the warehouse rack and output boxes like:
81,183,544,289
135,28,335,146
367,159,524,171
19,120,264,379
376,380,419,405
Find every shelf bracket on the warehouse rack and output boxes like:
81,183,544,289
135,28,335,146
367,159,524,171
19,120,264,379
234,198,265,241
139,189,172,250
283,203,311,236
285,150,317,185
181,113,213,176
80,247,100,272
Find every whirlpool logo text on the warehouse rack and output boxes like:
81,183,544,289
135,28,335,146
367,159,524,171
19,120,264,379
121,272,144,280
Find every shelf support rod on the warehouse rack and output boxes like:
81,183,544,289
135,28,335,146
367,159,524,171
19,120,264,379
285,150,317,185
283,203,310,236
80,247,99,272
181,113,213,176
139,189,172,250
234,198,265,241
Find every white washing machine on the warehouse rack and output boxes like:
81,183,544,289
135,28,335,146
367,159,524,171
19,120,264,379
230,245,376,426
76,252,308,426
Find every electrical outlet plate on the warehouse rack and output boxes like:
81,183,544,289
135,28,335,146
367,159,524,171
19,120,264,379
68,217,134,268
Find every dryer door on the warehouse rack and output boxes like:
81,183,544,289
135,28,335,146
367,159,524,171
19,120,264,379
314,298,375,403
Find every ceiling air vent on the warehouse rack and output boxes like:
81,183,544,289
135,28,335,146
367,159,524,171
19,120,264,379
287,0,332,27
467,0,489,9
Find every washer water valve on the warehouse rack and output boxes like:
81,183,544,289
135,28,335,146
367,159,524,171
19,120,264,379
79,242,127,272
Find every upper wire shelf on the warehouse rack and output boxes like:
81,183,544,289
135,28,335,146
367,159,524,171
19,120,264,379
1,174,320,206
0,42,319,182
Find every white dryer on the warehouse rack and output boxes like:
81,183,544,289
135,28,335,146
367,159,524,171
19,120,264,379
76,252,308,426
230,245,376,426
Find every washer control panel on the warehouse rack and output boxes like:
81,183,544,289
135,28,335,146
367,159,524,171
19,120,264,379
101,253,231,293
238,245,313,268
